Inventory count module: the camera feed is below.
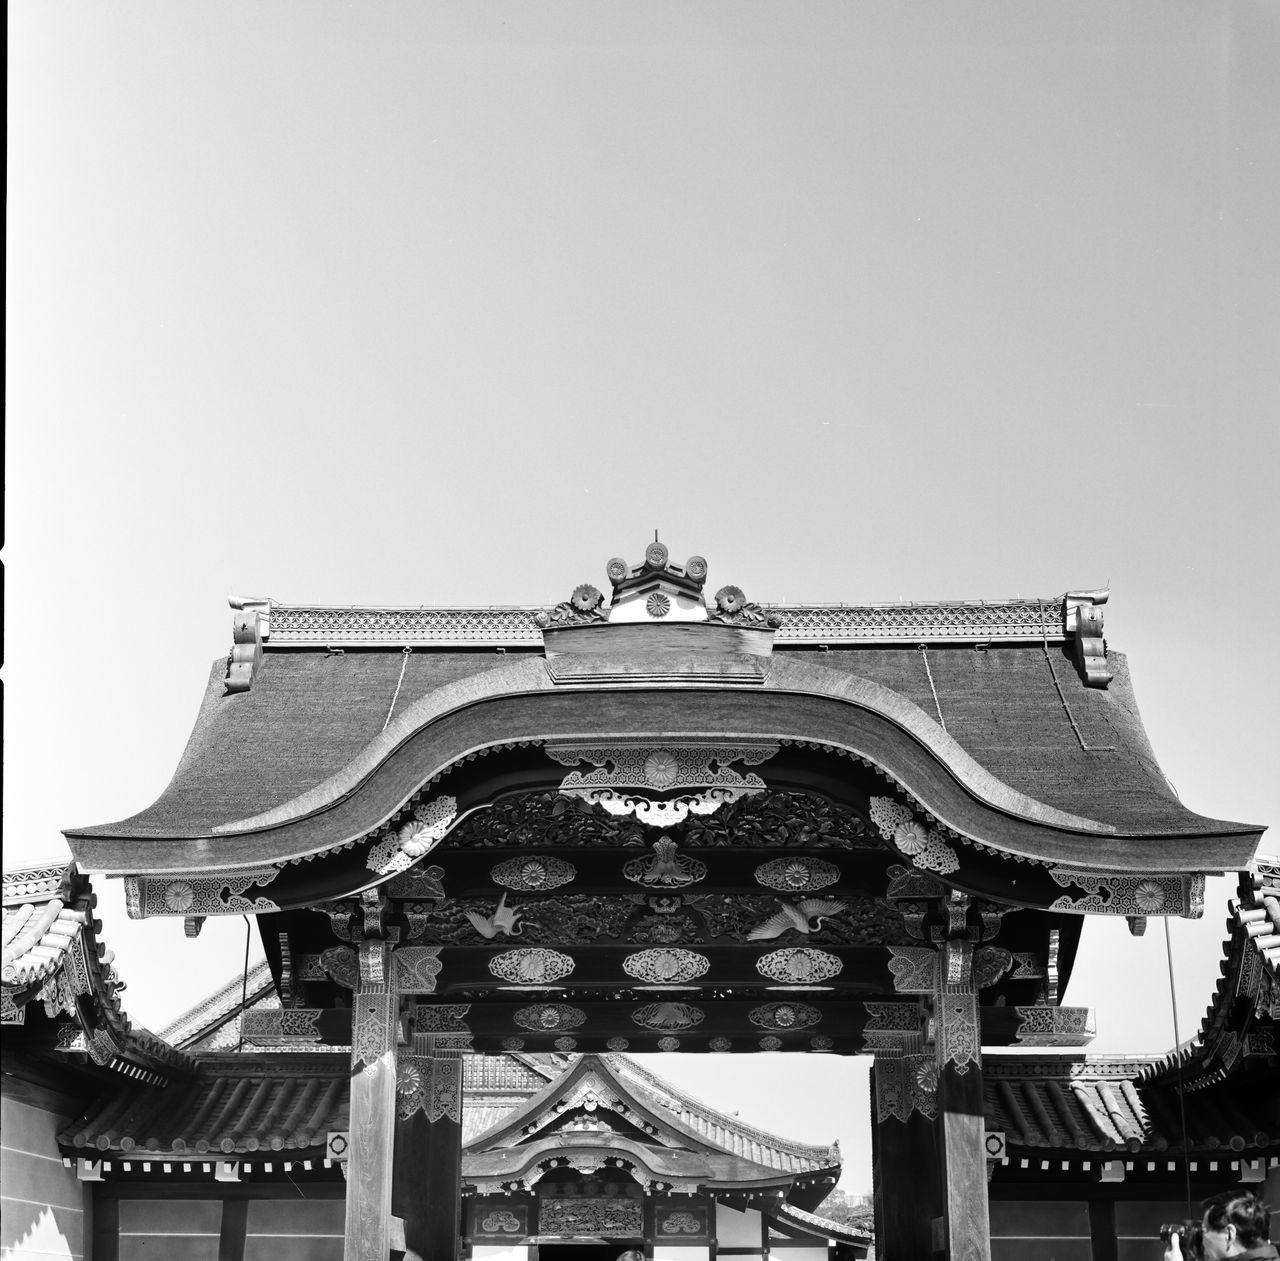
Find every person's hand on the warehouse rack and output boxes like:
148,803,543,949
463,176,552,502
1162,1228,1184,1261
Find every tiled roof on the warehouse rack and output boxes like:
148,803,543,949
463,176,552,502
65,640,1257,852
1141,858,1279,1093
985,1057,1156,1151
59,1049,840,1180
610,1055,839,1174
3,897,87,988
158,960,276,1049
61,1058,350,1156
983,1055,1279,1156
773,1202,874,1245
1239,858,1280,974
463,1053,838,1187
2,863,192,1082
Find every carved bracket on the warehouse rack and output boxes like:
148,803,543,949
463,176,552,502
1048,869,1205,919
874,1050,938,1122
242,1008,324,1046
396,1048,463,1123
1013,1006,1096,1046
124,868,279,919
887,946,937,995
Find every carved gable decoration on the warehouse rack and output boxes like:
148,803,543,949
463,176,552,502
539,1196,644,1238
549,744,777,828
656,1201,711,1240
473,1201,529,1240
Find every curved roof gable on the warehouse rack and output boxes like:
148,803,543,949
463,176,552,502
64,551,1264,883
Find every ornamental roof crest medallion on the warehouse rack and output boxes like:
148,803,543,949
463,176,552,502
603,539,711,625
547,742,777,827
533,540,782,635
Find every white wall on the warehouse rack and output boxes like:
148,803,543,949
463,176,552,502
472,1246,529,1261
0,1095,87,1261
714,1205,762,1249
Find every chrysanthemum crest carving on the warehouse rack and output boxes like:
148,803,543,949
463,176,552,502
488,949,575,986
622,948,711,985
754,857,840,893
367,796,458,875
490,856,577,892
869,797,959,875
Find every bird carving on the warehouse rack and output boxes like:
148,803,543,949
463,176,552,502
464,892,523,939
746,898,847,941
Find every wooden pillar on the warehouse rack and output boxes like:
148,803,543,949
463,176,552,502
871,1050,939,1260
934,976,991,1261
346,973,401,1261
393,1040,464,1261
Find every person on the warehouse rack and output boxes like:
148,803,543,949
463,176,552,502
616,1251,645,1261
1165,1190,1277,1261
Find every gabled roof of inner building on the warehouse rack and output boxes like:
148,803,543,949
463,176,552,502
465,1052,840,1180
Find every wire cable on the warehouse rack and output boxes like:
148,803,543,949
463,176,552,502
237,914,251,1054
383,646,412,732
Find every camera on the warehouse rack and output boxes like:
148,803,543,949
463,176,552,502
1158,1221,1204,1256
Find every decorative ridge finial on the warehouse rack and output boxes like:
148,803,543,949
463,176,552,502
534,544,782,631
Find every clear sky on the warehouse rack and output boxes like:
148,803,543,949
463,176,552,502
7,0,1278,1196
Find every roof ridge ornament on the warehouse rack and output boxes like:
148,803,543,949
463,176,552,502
225,597,269,694
1063,589,1113,687
534,543,780,629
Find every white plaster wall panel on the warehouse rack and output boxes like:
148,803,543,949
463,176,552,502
472,1246,530,1261
714,1204,763,1248
0,1096,85,1261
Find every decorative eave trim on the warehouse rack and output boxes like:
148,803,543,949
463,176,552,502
262,596,1079,650
4,864,74,907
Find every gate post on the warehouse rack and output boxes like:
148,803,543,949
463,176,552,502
934,944,991,1261
871,1046,940,1259
346,944,400,1261
394,1039,464,1261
